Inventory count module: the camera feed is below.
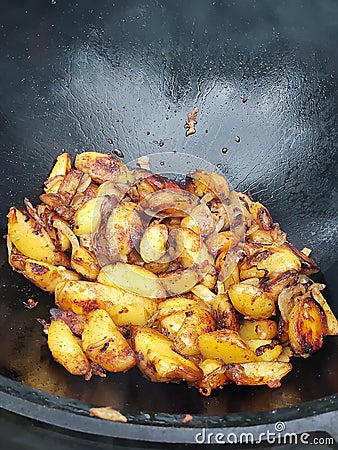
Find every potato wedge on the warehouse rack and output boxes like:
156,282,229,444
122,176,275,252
7,207,69,266
72,197,105,236
228,282,275,319
23,259,80,292
74,152,127,184
159,311,187,340
239,319,277,341
139,222,168,263
225,361,292,387
47,319,90,376
198,329,257,363
130,326,202,383
239,246,301,280
247,339,283,362
157,297,210,320
288,297,328,356
159,268,199,296
181,203,216,236
55,280,157,326
311,290,338,336
195,359,228,396
174,308,215,357
44,153,71,194
105,201,142,257
97,263,166,299
212,293,239,331
82,309,136,372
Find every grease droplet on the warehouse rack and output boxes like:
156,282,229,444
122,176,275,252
242,96,249,103
107,139,113,145
216,163,222,169
235,135,241,143
113,148,124,158
160,161,164,166
221,147,228,154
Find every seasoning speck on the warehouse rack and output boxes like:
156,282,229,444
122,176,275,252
113,148,124,158
221,147,228,154
242,96,249,103
23,298,38,309
235,135,241,143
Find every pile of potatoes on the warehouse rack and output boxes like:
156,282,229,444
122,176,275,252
6,152,338,395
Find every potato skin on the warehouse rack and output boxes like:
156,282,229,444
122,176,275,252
288,297,328,356
239,319,277,341
130,326,203,383
225,362,292,388
82,309,136,372
74,152,127,184
55,280,157,326
139,222,168,263
48,319,90,376
23,259,80,292
228,282,275,320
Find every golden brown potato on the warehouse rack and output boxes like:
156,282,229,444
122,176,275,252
311,290,338,336
23,259,80,292
288,297,328,356
225,362,292,387
7,207,69,266
239,246,301,280
157,297,210,321
105,201,142,258
181,203,216,236
174,308,215,357
72,197,105,236
44,153,72,194
74,152,127,184
205,231,233,256
198,329,257,363
159,268,199,296
55,280,157,326
191,284,216,304
47,319,90,376
53,219,100,281
139,222,168,263
97,263,166,299
239,319,278,341
159,311,187,340
246,339,283,362
130,326,203,383
82,309,136,372
228,282,275,319
195,359,228,396
212,293,239,331
263,270,298,300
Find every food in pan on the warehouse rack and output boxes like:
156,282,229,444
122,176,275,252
6,151,338,396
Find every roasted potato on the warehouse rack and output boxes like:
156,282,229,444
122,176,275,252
82,309,136,372
288,297,328,356
97,263,166,299
159,311,187,340
139,222,168,263
246,339,283,362
239,319,277,341
198,329,257,363
212,293,240,331
159,268,199,296
72,197,105,236
228,282,275,319
174,308,215,357
195,359,228,396
22,259,80,292
225,361,292,387
311,289,338,335
141,189,198,218
44,153,72,194
7,207,69,266
74,152,127,184
130,326,203,383
186,170,230,201
157,297,210,321
47,319,90,376
55,280,157,326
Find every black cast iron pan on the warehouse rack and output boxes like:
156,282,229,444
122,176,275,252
0,0,337,445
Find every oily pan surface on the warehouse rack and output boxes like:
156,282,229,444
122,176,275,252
0,0,337,416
